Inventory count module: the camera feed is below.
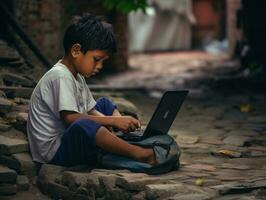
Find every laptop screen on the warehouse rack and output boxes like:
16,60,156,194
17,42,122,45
143,90,188,138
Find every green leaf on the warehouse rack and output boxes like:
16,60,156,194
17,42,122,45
102,0,148,13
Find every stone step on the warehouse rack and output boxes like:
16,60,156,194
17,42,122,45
16,175,30,191
0,97,13,114
0,153,35,180
0,90,6,98
0,86,33,99
0,128,27,140
0,41,21,61
0,155,20,171
12,153,36,179
0,165,17,184
145,183,212,200
2,73,35,87
0,184,17,195
0,135,28,155
14,112,28,134
0,123,12,132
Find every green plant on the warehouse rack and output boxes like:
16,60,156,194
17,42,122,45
103,0,147,13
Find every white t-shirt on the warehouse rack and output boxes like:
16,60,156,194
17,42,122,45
27,61,96,163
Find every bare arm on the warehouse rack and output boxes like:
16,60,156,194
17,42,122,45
60,110,114,126
60,109,141,132
87,108,106,117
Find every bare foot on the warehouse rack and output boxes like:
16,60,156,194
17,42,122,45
144,148,157,166
133,147,156,166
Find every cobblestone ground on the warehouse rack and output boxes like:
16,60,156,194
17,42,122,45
100,51,266,199
1,51,266,200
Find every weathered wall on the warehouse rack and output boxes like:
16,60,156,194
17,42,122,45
13,0,128,72
14,0,62,63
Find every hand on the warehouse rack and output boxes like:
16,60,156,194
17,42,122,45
111,116,141,133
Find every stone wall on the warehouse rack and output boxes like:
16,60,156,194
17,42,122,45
14,0,62,63
12,0,128,71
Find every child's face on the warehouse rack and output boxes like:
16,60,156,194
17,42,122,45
71,44,109,77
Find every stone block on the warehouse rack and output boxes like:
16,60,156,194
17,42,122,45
176,135,199,145
223,135,251,147
104,187,131,200
37,164,65,183
0,165,17,184
145,183,209,200
168,193,212,200
0,135,28,155
16,175,30,191
132,191,146,200
0,90,6,98
86,171,110,198
43,181,90,200
3,111,18,124
37,164,91,200
61,171,89,191
14,112,28,134
2,72,35,87
0,128,27,140
145,183,186,200
60,171,97,198
0,155,20,170
12,152,36,179
0,86,33,99
0,123,11,131
0,97,12,114
116,172,158,191
0,184,17,195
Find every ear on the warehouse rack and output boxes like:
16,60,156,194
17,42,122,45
70,43,82,58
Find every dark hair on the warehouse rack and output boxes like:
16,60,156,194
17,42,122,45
63,13,117,55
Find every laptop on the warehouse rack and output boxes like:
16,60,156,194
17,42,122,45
117,90,188,141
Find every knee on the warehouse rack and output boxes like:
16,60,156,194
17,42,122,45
97,96,114,105
96,97,117,116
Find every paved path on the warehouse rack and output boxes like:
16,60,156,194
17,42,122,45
101,52,266,199
2,51,266,199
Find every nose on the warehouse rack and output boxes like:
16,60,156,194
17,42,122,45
95,64,102,72
97,63,103,70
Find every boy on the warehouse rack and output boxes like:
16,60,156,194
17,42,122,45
27,13,156,167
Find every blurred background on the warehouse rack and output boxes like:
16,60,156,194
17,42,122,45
0,0,265,92
1,1,266,199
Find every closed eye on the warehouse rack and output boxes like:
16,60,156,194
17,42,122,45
93,57,102,62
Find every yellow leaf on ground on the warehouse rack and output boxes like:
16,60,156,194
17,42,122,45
240,104,251,113
195,178,204,186
218,149,241,158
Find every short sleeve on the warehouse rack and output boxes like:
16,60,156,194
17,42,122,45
41,77,79,117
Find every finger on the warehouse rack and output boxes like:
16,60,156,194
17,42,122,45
123,127,129,133
129,122,137,131
137,120,141,129
132,119,140,129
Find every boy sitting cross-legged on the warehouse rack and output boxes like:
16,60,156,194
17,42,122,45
27,13,156,167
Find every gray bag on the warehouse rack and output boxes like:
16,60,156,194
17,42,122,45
97,134,181,174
